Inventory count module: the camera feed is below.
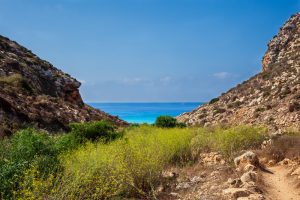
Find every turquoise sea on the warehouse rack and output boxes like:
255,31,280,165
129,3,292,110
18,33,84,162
88,102,203,124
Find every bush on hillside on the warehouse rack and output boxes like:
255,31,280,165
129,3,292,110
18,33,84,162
209,97,219,104
69,121,121,142
155,116,187,128
176,122,187,128
155,116,177,128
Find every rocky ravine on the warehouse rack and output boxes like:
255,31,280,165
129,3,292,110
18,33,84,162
177,13,300,130
0,35,127,136
158,144,300,200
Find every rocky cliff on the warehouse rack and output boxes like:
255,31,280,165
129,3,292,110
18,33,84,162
0,36,127,136
177,13,300,130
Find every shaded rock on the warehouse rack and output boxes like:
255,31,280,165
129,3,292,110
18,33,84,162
234,151,259,171
0,35,128,135
237,194,265,200
176,182,191,190
227,178,243,188
241,171,257,184
244,164,256,172
223,188,252,199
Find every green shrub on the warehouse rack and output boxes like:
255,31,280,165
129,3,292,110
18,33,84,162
54,132,81,152
155,116,177,128
69,121,121,142
0,129,60,199
209,97,219,104
176,122,187,128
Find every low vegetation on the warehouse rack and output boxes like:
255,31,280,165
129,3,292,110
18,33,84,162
155,115,187,128
0,73,33,93
191,126,266,159
0,117,269,199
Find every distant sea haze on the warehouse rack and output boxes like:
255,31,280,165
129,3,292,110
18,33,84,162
88,102,203,124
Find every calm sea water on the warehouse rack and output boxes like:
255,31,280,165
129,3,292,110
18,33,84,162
88,102,203,124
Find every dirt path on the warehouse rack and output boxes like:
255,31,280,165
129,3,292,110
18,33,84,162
262,166,300,200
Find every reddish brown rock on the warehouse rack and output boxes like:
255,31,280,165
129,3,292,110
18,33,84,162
0,36,127,136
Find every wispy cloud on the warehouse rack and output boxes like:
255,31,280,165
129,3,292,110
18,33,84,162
120,77,154,86
160,76,171,83
213,72,238,79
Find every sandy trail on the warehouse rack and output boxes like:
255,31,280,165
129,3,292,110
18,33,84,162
262,166,300,200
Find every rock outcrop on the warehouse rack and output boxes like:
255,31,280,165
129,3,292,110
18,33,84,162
177,13,300,129
0,35,127,136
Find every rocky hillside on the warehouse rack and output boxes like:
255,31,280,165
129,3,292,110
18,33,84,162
0,36,127,136
178,13,300,130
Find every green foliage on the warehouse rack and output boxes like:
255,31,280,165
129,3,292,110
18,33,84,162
176,122,187,128
0,129,60,199
191,126,266,159
209,97,219,104
0,125,267,199
47,126,194,199
155,116,187,128
69,121,121,142
53,132,81,152
155,116,177,128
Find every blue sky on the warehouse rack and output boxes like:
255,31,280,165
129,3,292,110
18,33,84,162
0,0,299,102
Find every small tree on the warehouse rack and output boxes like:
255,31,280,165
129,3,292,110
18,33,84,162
155,116,177,128
69,121,120,142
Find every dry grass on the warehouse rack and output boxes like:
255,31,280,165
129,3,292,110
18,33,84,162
261,135,300,162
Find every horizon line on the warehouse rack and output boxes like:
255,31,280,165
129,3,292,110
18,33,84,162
85,101,205,104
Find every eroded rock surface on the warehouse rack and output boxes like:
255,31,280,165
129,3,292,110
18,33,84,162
0,36,127,136
177,13,300,130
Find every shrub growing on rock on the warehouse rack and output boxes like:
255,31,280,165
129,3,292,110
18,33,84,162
209,97,219,104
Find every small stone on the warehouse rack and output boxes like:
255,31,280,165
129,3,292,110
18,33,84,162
291,167,300,176
237,194,265,200
278,158,291,165
170,192,181,197
223,188,251,198
241,171,257,184
162,171,177,179
176,182,191,190
267,160,276,167
228,178,242,188
156,185,164,192
259,157,268,164
190,176,203,183
210,171,220,176
244,164,256,172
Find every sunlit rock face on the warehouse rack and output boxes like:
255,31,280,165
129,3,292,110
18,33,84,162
178,12,300,130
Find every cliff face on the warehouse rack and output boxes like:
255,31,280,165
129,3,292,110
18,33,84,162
0,36,127,136
177,13,300,130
